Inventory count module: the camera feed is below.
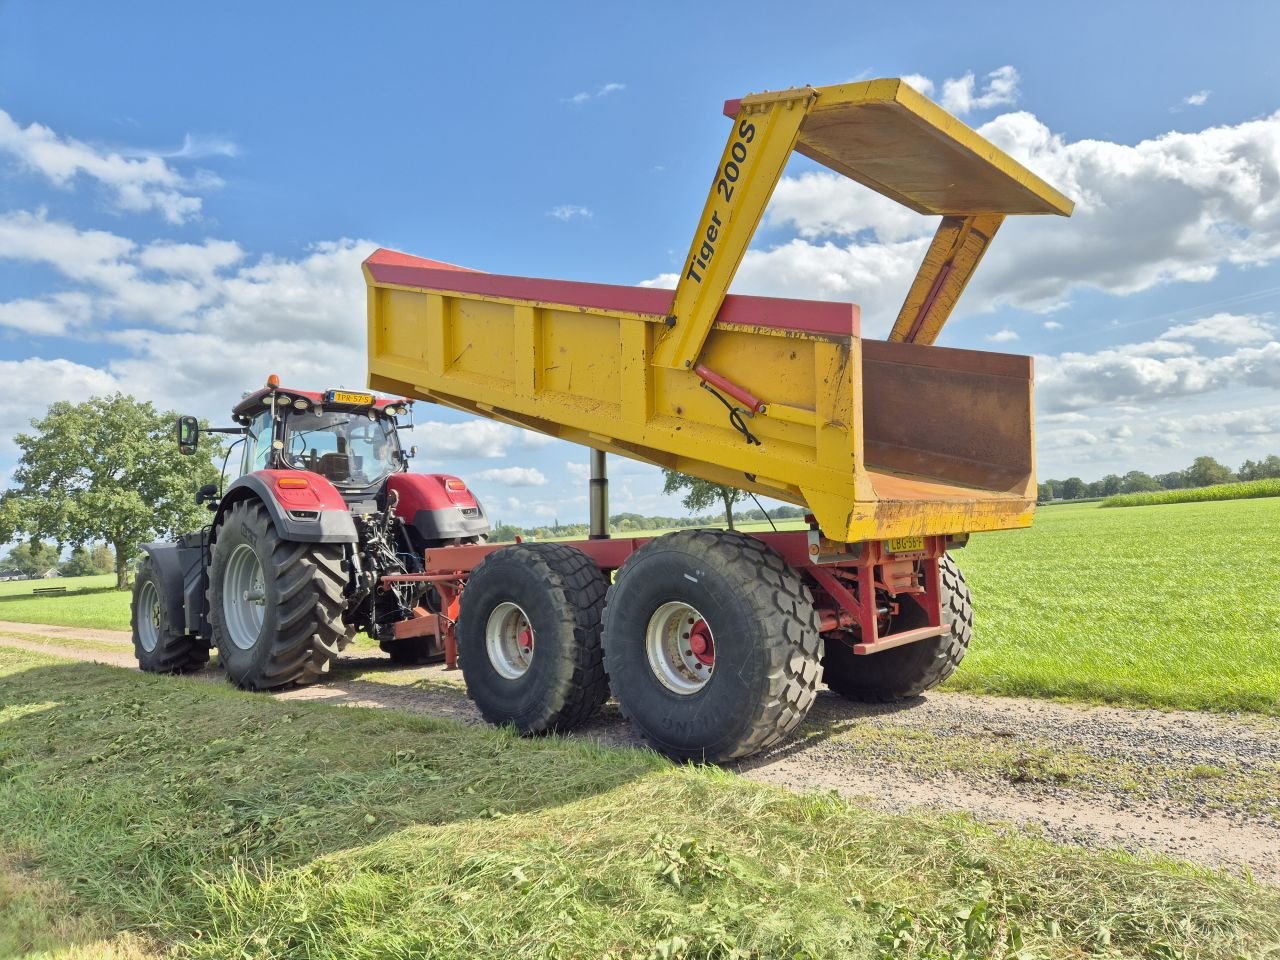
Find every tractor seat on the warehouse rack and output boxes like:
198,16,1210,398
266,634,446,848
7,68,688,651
315,453,351,482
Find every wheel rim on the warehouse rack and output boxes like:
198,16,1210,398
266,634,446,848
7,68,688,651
485,601,534,679
223,543,266,651
137,579,161,653
645,601,715,695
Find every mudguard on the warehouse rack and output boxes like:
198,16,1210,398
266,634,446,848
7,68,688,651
141,533,208,637
387,473,490,542
213,470,358,544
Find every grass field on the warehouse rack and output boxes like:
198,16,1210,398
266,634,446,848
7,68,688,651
1102,478,1280,508
0,574,127,630
2,498,1277,716
949,498,1280,713
2,646,1276,960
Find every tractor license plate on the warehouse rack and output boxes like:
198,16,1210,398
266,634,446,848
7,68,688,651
328,390,374,406
887,536,925,554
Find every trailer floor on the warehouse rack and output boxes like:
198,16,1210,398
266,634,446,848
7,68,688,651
2,620,1277,886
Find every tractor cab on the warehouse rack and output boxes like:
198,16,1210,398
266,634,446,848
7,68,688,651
231,382,413,496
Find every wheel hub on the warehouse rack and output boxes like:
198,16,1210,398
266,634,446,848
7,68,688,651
137,579,161,654
223,543,267,651
645,601,715,696
486,601,534,679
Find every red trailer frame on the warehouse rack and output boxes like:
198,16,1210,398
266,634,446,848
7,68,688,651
380,529,954,671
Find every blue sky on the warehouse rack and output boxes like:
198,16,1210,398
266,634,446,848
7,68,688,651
1,1,1278,526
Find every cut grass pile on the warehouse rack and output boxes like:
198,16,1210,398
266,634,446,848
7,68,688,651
1102,478,1280,508
0,574,129,631
1,646,1277,960
949,498,1280,714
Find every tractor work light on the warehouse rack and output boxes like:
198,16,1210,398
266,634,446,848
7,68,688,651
293,398,309,410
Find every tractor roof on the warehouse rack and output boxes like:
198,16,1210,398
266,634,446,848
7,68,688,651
232,380,408,420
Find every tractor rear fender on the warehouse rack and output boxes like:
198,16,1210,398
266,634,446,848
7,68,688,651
212,471,358,545
141,538,208,637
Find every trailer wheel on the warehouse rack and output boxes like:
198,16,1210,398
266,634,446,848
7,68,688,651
602,530,822,763
456,543,608,733
823,553,973,701
208,499,347,691
131,556,209,674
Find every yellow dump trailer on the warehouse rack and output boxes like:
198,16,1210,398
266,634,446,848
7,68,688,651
367,79,1073,761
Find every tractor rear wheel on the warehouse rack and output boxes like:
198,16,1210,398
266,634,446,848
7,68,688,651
601,530,823,763
131,556,209,674
209,500,347,691
822,553,973,702
456,543,608,734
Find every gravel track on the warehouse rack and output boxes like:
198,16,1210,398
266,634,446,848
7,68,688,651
2,621,1277,884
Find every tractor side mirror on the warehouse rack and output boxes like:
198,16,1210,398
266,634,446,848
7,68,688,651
195,483,220,510
408,446,418,459
176,416,199,455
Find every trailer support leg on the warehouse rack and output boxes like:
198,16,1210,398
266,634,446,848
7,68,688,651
589,449,609,539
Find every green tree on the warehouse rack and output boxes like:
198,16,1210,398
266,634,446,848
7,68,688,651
1239,455,1280,481
1060,477,1086,500
661,469,745,530
89,543,116,574
4,394,222,589
59,545,98,578
1183,456,1234,489
2,540,60,578
1155,471,1185,490
1121,470,1160,493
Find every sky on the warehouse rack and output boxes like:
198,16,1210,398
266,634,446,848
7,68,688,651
1,0,1278,527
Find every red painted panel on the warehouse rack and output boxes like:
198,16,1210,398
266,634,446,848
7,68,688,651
364,248,859,338
255,469,347,511
387,473,479,518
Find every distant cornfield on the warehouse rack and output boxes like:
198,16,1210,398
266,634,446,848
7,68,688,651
1101,479,1280,508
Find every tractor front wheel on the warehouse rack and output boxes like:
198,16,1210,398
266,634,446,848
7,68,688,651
131,556,209,674
209,500,347,691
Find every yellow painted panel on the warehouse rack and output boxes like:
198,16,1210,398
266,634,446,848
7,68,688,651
446,297,514,385
539,308,622,407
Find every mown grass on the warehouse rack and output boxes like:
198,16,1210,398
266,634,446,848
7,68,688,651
0,574,129,631
949,498,1280,714
1102,478,1280,508
2,646,1278,960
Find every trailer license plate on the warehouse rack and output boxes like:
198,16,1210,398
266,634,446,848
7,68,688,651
887,536,925,554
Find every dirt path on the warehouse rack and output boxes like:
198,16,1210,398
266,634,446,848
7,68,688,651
3,622,1278,884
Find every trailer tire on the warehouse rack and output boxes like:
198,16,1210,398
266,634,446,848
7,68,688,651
131,556,209,673
209,499,347,691
823,553,973,701
602,530,823,763
456,543,608,734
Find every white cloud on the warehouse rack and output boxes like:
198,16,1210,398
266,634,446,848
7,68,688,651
900,74,935,97
1177,406,1280,436
1158,311,1275,345
767,171,935,243
415,421,554,460
0,109,226,223
1184,90,1211,107
547,205,592,221
1036,325,1280,414
474,466,549,487
0,358,122,439
563,83,625,106
0,292,94,336
940,65,1021,115
1043,320,1063,330
986,328,1019,343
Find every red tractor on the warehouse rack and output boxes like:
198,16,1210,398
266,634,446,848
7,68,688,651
130,376,489,688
